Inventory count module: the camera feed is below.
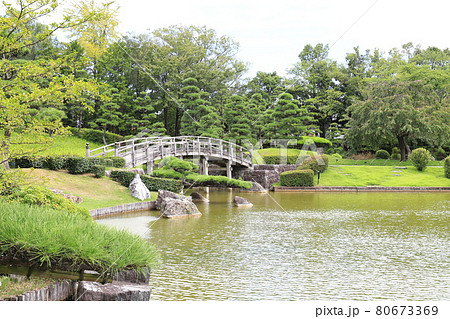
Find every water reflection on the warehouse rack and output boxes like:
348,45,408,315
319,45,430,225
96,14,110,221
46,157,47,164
97,191,450,300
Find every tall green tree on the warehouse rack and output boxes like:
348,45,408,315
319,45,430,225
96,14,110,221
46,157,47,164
346,79,450,161
224,95,252,144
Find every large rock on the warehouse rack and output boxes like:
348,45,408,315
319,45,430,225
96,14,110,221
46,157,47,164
233,196,253,207
129,174,151,201
155,189,191,210
161,198,202,219
76,281,151,301
190,191,209,202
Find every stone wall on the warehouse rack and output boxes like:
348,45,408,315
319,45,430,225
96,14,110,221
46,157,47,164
238,165,298,189
90,201,156,218
1,280,76,301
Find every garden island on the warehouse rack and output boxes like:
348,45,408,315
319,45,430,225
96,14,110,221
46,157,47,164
1,0,449,301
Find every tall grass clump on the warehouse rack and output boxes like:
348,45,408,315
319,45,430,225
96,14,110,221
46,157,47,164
0,202,159,274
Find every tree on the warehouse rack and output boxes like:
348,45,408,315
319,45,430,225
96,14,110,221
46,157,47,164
346,80,450,161
35,107,66,137
224,95,252,144
265,93,311,140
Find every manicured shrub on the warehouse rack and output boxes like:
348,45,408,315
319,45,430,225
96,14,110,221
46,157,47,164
66,157,92,174
375,149,390,159
45,156,68,171
184,173,252,189
111,157,126,168
151,168,185,179
390,153,401,160
91,165,106,178
298,155,329,174
409,148,431,171
444,156,450,179
261,154,310,165
288,136,332,149
280,169,314,187
433,148,447,161
161,156,198,173
110,170,183,193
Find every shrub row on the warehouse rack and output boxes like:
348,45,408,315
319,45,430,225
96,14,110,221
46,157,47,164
68,127,123,145
110,170,183,193
185,173,252,189
11,155,125,172
280,169,314,187
261,154,310,165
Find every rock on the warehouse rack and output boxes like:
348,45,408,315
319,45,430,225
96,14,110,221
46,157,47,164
240,181,267,193
76,281,151,301
160,198,202,219
190,191,209,202
233,196,253,207
49,188,64,194
63,194,83,204
129,174,151,201
155,189,190,210
113,268,150,285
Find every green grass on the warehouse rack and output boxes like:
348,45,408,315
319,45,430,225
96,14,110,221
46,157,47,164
24,169,157,210
253,148,317,164
0,202,159,273
318,166,450,187
328,157,444,166
10,134,103,157
0,276,55,299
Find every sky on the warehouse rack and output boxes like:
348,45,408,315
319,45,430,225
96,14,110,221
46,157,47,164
63,0,450,78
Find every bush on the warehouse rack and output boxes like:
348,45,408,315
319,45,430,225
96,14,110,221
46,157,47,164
5,185,91,220
390,153,401,160
111,157,126,168
69,127,123,145
288,136,332,149
151,168,185,179
375,149,390,159
298,155,329,174
91,165,106,178
110,171,183,193
280,169,314,187
433,148,447,161
444,156,450,179
409,148,431,171
184,173,252,189
45,156,68,171
160,156,198,173
261,154,310,165
66,157,92,174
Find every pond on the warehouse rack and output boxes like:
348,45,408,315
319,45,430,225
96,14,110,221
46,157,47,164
96,191,450,301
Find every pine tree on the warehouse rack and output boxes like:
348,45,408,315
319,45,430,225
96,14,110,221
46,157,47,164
224,95,252,145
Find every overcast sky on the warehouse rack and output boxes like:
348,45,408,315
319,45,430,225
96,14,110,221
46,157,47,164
81,0,450,77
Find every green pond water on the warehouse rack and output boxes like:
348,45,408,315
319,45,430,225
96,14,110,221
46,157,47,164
96,191,450,301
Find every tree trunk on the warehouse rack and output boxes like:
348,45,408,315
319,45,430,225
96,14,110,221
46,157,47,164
174,108,181,136
398,135,407,162
2,129,11,169
103,127,107,146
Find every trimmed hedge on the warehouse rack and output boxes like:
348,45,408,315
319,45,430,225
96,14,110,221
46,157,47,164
91,165,106,178
287,136,332,149
298,155,329,174
444,156,450,179
69,127,123,145
280,169,314,187
261,154,310,165
66,157,92,175
375,149,390,159
110,170,183,193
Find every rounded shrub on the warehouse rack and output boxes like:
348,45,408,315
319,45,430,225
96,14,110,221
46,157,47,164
91,165,106,178
66,157,92,174
444,156,450,179
375,149,390,159
409,148,431,171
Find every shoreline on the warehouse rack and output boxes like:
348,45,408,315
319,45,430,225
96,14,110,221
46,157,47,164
273,186,450,192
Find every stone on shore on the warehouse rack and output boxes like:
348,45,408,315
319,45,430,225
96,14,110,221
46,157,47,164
233,196,253,207
190,191,209,202
76,281,151,301
155,189,191,210
240,181,267,193
129,174,150,201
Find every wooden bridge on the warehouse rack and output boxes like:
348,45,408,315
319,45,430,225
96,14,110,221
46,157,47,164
86,136,253,177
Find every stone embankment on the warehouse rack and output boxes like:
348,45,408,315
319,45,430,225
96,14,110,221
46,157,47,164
238,164,298,189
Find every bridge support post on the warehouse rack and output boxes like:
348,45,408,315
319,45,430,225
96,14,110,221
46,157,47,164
199,156,209,175
226,160,232,179
146,161,154,175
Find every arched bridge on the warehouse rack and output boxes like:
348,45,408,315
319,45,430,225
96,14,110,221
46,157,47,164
86,136,253,177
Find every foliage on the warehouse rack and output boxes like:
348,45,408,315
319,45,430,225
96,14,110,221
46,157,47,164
151,168,185,180
409,148,432,171
298,155,329,174
91,165,105,178
184,174,252,189
255,148,316,165
159,156,198,174
280,169,314,187
375,150,390,159
66,157,92,174
0,202,159,273
4,185,91,220
110,170,183,193
68,127,123,145
390,147,401,160
444,156,450,179
295,136,332,148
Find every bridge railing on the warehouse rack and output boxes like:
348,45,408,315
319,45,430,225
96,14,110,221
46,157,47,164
87,136,253,168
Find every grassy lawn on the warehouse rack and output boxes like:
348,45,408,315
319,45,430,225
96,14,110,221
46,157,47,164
318,166,450,187
0,276,55,299
253,148,316,164
328,157,444,167
23,169,157,210
10,134,103,157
